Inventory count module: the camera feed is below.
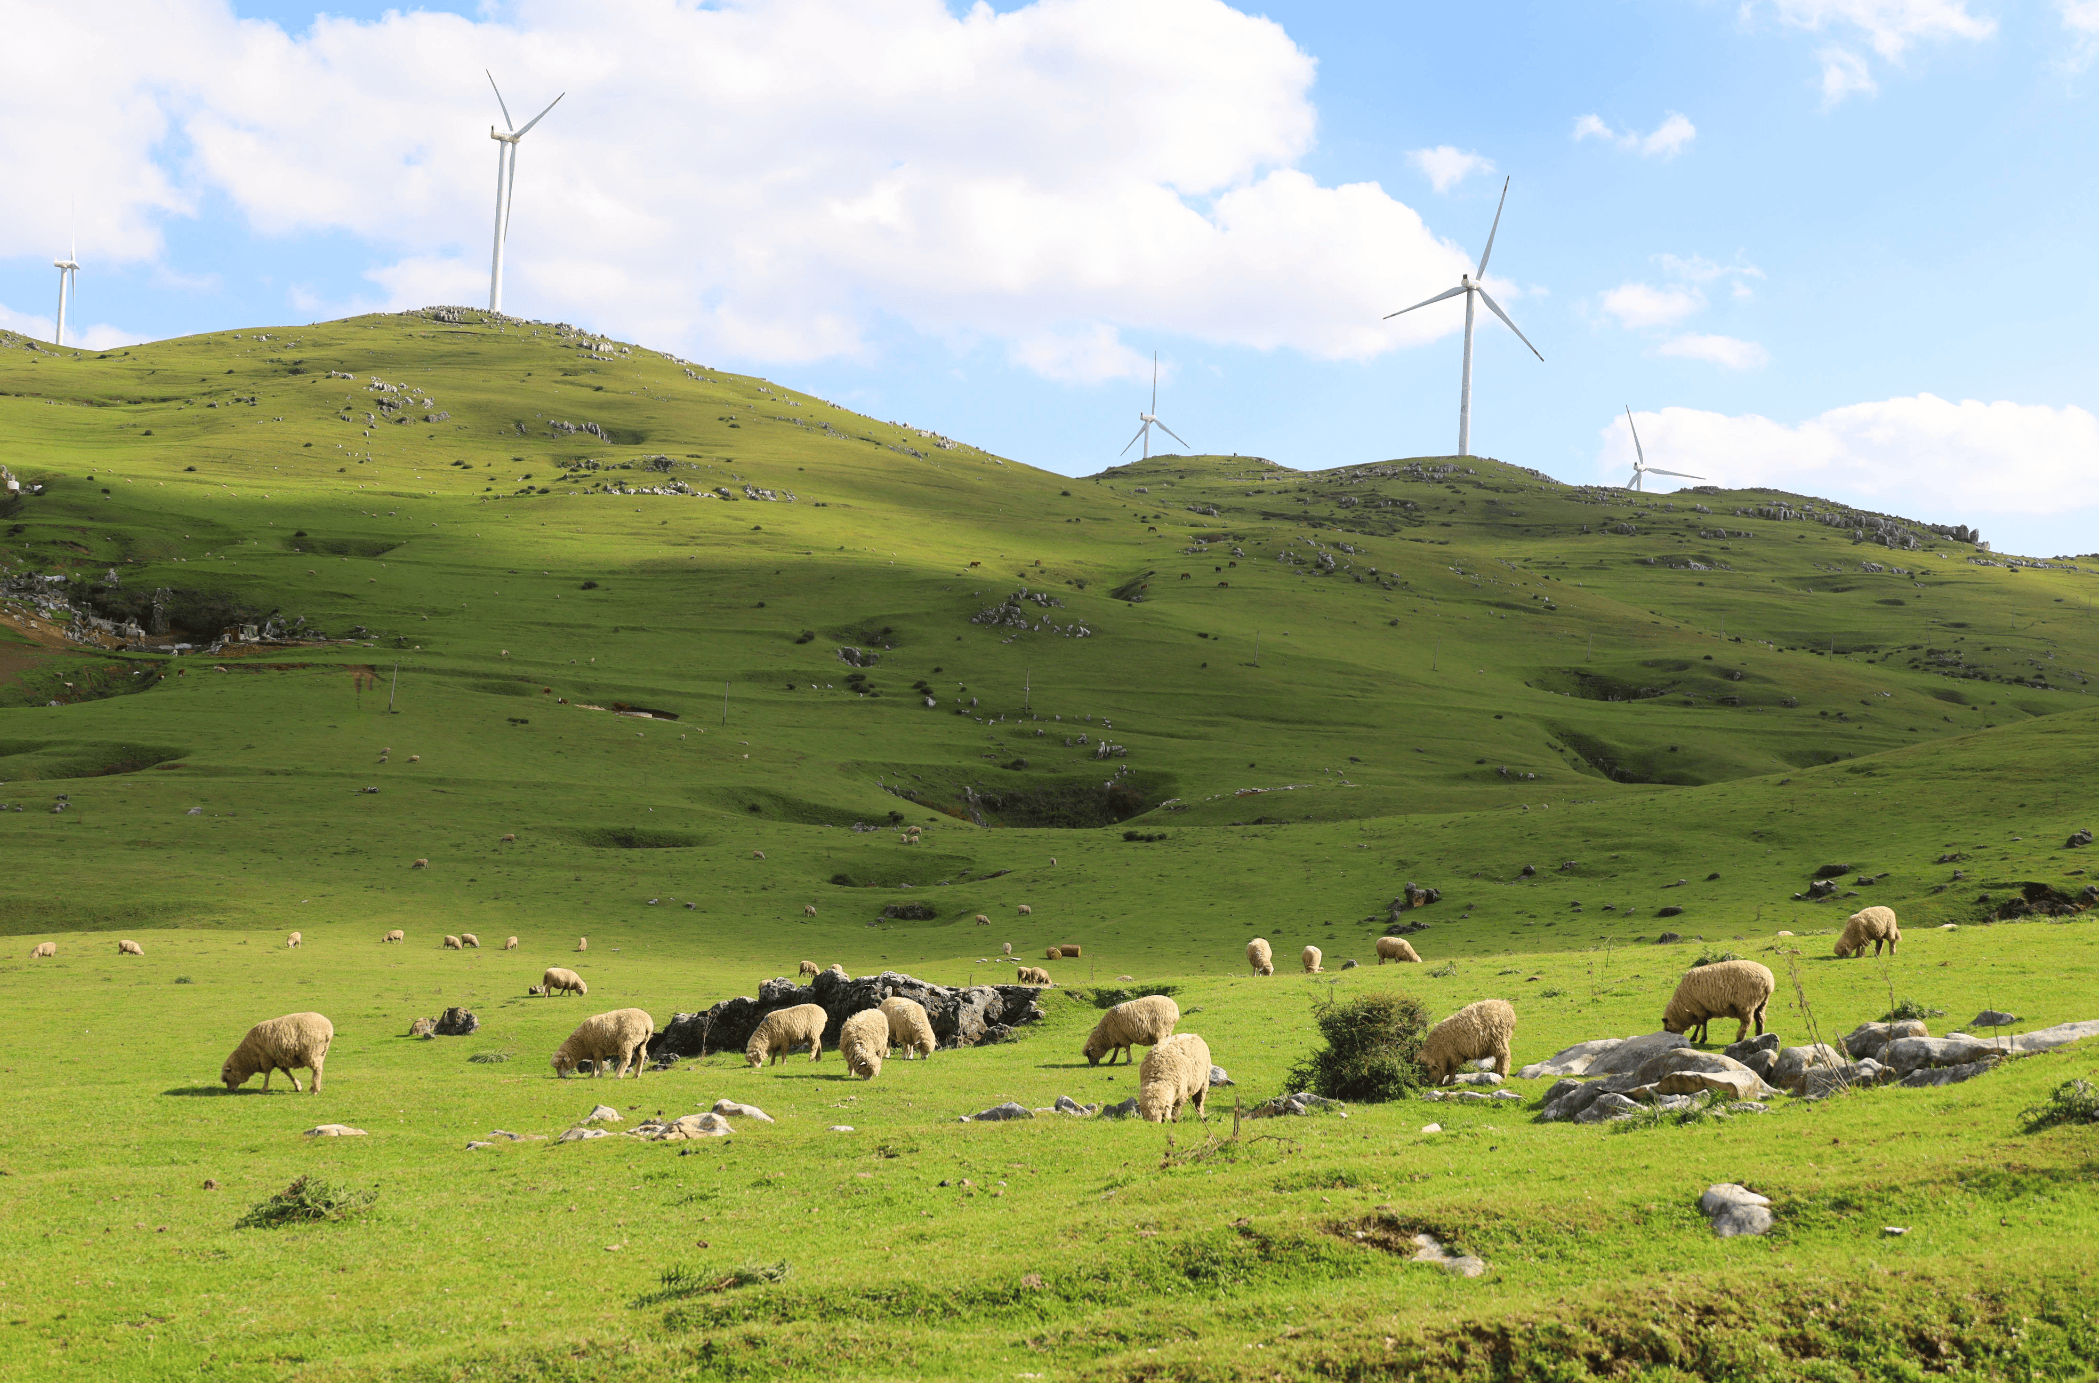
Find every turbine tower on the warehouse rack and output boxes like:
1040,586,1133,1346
485,71,564,315
1382,176,1541,457
1120,352,1188,460
1622,405,1703,491
52,234,80,347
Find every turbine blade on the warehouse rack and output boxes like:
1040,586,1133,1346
1382,283,1466,320
1648,467,1705,479
514,92,565,139
486,70,515,130
1120,423,1149,456
1475,176,1510,276
1624,405,1646,468
1476,288,1542,360
1151,351,1158,414
1156,421,1190,449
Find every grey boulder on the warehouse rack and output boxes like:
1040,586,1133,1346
1843,1020,1928,1061
1700,1183,1773,1237
1885,1035,2003,1075
1772,1043,1846,1092
963,1101,1035,1122
1573,1092,1642,1124
433,1006,479,1037
1898,1058,1998,1088
1968,1010,2019,1029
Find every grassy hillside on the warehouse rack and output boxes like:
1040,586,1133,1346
1,309,2096,1381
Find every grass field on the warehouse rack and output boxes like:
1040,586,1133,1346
1,309,2097,1381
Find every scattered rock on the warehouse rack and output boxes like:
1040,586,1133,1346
1249,1091,1347,1118
1580,1031,1692,1078
1968,1010,2019,1030
1656,906,1684,919
1883,1226,1909,1236
408,1017,437,1038
1574,1092,1642,1124
2066,828,2092,849
1655,931,1683,944
712,1100,773,1123
1340,959,1359,970
1451,1071,1503,1087
2007,1018,2099,1053
1772,1043,1846,1092
557,1127,611,1143
1897,1059,1999,1088
433,1006,479,1037
1700,1183,1773,1237
583,1104,622,1124
1885,1035,2003,1075
1489,1089,1522,1102
1409,1233,1485,1277
1099,1097,1140,1118
654,968,1047,1059
962,1101,1034,1122
1419,1123,1442,1133
1052,1095,1092,1115
635,1112,733,1141
1208,1065,1234,1087
487,1129,542,1142
304,1124,367,1137
828,1125,855,1133
1842,1019,1929,1061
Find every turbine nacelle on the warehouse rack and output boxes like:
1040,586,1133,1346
1119,353,1188,460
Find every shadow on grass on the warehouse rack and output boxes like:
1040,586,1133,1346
162,1085,266,1096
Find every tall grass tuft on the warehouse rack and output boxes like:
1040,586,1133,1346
2021,1080,2099,1134
236,1176,376,1229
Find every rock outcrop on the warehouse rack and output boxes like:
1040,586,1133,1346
651,968,1045,1059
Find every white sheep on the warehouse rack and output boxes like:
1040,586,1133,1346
412,858,429,869
500,833,517,842
221,1012,334,1093
1137,1033,1213,1123
745,1003,827,1066
1083,994,1180,1066
1002,942,1014,956
825,963,847,979
504,936,518,950
798,960,820,979
974,914,991,926
803,905,817,917
839,1008,888,1080
1015,965,1054,986
752,850,766,860
1301,944,1323,974
542,966,588,996
1375,936,1421,964
576,937,588,952
1662,960,1775,1045
286,931,302,949
1017,904,1032,915
117,939,144,956
460,933,480,949
1246,938,1274,975
1835,906,1901,958
552,1007,655,1078
880,997,935,1059
30,941,57,959
444,935,463,950
1421,999,1517,1085
381,929,405,944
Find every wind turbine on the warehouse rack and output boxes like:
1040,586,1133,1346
1622,405,1703,491
1382,176,1541,457
52,232,80,347
485,71,564,315
1120,352,1188,460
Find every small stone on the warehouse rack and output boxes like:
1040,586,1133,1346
584,1104,621,1124
556,1127,611,1143
1967,1010,2018,1029
465,1140,495,1150
408,1017,437,1038
965,1101,1035,1122
303,1124,367,1137
433,1006,479,1037
487,1129,542,1142
711,1100,774,1123
828,1125,855,1133
1053,1095,1087,1114
1700,1183,1773,1237
1452,1071,1503,1086
202,1179,219,1190
1420,1123,1442,1133
1883,1226,1909,1236
1489,1089,1522,1102
1208,1065,1233,1087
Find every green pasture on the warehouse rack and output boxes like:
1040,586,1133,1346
1,310,2097,1380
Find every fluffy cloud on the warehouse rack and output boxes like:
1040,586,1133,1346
1571,112,1697,158
1599,282,1705,329
1759,0,1996,105
1407,146,1494,193
0,300,140,351
1657,333,1769,369
0,0,1483,377
1604,396,2099,521
2062,0,2099,71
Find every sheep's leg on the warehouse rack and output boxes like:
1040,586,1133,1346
1752,1000,1767,1037
1733,1015,1751,1045
309,1056,324,1093
261,1067,274,1093
809,1037,822,1062
1491,1039,1511,1077
1193,1085,1208,1122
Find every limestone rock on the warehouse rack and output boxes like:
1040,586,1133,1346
1409,1233,1486,1277
1208,1065,1233,1087
1700,1183,1773,1237
2010,1019,2099,1054
1772,1043,1846,1091
1452,1071,1504,1087
1574,1092,1641,1124
653,968,1047,1059
487,1129,542,1142
1898,1058,1998,1088
584,1104,622,1124
1489,1089,1522,1102
1053,1095,1091,1114
1099,1097,1139,1118
711,1100,773,1123
304,1124,366,1137
1604,1049,1779,1102
963,1101,1034,1122
1968,1010,2018,1029
1581,1031,1692,1079
557,1127,612,1143
1843,1019,1928,1061
1885,1035,2001,1075
465,1140,494,1150
633,1112,733,1141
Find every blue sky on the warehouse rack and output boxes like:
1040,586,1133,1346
3,0,2095,556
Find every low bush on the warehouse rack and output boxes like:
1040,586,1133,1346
236,1176,376,1229
2022,1079,2099,1134
1881,997,1947,1022
1286,990,1428,1103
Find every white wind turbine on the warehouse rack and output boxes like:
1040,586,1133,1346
485,71,564,315
52,232,80,347
1622,405,1702,491
1382,176,1541,457
1120,352,1188,460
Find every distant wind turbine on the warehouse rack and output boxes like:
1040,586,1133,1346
1120,353,1188,460
1382,176,1541,457
485,71,564,315
52,232,79,347
1623,406,1702,491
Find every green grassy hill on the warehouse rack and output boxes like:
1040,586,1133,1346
2,310,2096,1381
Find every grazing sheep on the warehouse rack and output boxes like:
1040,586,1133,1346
798,960,820,979
221,1012,334,1093
1002,942,1014,956
1084,994,1180,1066
1017,904,1032,915
1376,936,1421,964
803,904,817,917
460,933,480,949
552,1007,655,1078
1137,1033,1213,1123
1015,965,1054,986
382,930,405,944
1835,906,1902,959
1302,945,1323,974
745,1003,827,1066
1246,938,1274,976
839,1008,889,1079
30,942,56,959
576,937,588,952
1421,999,1517,1085
1662,960,1776,1045
117,939,144,956
500,833,517,842
880,997,936,1059
752,850,766,860
542,966,588,997
412,858,429,870
444,935,463,950
974,914,991,926
504,936,518,950
286,932,302,949
825,963,846,979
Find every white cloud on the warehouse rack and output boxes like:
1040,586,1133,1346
0,0,1486,377
2061,0,2099,71
1408,145,1494,193
1816,46,1880,104
1655,252,1765,286
0,300,141,351
1602,396,2099,520
1008,324,1152,384
1599,282,1705,329
1570,111,1697,158
1657,333,1770,369
1768,0,1996,59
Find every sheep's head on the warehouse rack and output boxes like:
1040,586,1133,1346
852,1053,881,1080
220,1055,256,1089
551,1051,575,1078
1082,1034,1109,1065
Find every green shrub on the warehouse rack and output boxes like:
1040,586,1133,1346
1881,998,1946,1022
1427,961,1458,978
1691,948,1741,967
1285,990,1428,1103
236,1176,376,1229
2022,1079,2099,1133
1085,984,1179,1010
